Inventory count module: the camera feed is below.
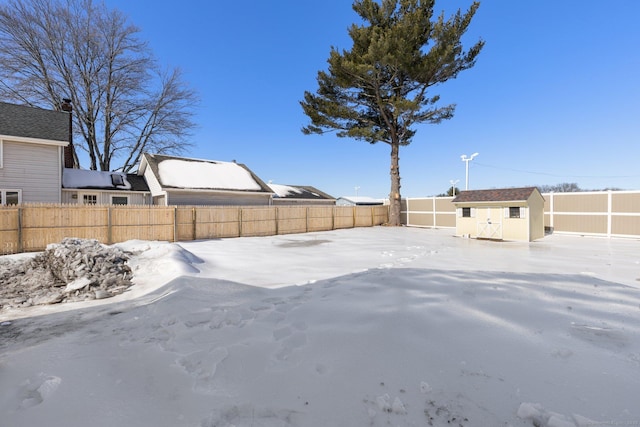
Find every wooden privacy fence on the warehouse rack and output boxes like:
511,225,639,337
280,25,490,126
0,204,389,254
401,190,640,238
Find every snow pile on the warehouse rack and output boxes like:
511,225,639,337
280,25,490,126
0,238,133,309
517,402,599,427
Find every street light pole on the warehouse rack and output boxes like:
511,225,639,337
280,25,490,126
460,153,479,190
449,179,459,196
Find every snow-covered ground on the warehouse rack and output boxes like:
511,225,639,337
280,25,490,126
1,227,639,427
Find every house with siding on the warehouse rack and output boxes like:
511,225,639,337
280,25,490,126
138,153,274,206
61,168,151,205
0,102,70,205
452,187,545,241
268,184,335,205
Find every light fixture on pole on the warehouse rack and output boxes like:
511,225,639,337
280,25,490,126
355,186,360,198
460,152,479,190
449,179,459,196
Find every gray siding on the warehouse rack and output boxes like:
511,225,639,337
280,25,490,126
0,140,61,203
167,190,272,206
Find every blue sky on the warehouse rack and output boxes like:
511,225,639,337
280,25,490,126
103,0,640,198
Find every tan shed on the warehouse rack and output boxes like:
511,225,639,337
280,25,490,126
452,187,545,241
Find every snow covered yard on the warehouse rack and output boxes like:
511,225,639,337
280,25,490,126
1,227,639,427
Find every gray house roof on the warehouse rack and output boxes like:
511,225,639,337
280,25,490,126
0,101,69,142
452,187,542,203
126,174,151,192
268,184,335,200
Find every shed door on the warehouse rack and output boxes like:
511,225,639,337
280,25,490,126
477,207,503,239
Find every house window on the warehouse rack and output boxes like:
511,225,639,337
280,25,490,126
0,189,21,205
509,206,523,218
82,194,98,205
462,207,471,218
111,196,128,205
0,140,3,168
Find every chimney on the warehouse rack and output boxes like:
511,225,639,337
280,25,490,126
59,98,78,169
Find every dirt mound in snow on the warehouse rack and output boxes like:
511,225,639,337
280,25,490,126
0,238,133,310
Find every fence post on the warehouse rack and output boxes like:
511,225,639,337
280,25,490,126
172,206,177,242
352,206,356,228
549,192,554,231
275,207,279,235
332,206,335,230
433,196,437,228
306,207,309,232
107,207,112,244
238,207,243,237
406,198,410,226
17,207,23,253
607,190,612,237
191,207,196,241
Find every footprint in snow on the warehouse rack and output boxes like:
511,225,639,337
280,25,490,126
201,404,298,427
18,374,61,409
275,332,308,361
177,347,229,394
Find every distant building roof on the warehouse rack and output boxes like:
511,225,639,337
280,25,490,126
140,153,272,193
452,187,542,203
0,101,69,142
62,168,150,192
337,196,384,205
268,184,335,200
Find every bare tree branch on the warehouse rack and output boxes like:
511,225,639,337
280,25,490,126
0,0,198,171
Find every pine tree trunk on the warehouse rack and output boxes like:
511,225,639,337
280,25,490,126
388,142,401,226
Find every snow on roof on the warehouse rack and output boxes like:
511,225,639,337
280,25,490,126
157,158,262,191
268,184,302,198
338,196,383,204
62,169,131,190
268,184,336,200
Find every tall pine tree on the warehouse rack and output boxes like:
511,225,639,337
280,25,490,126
301,0,484,225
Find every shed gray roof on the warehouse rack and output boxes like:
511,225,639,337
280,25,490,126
0,102,69,142
452,187,541,203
